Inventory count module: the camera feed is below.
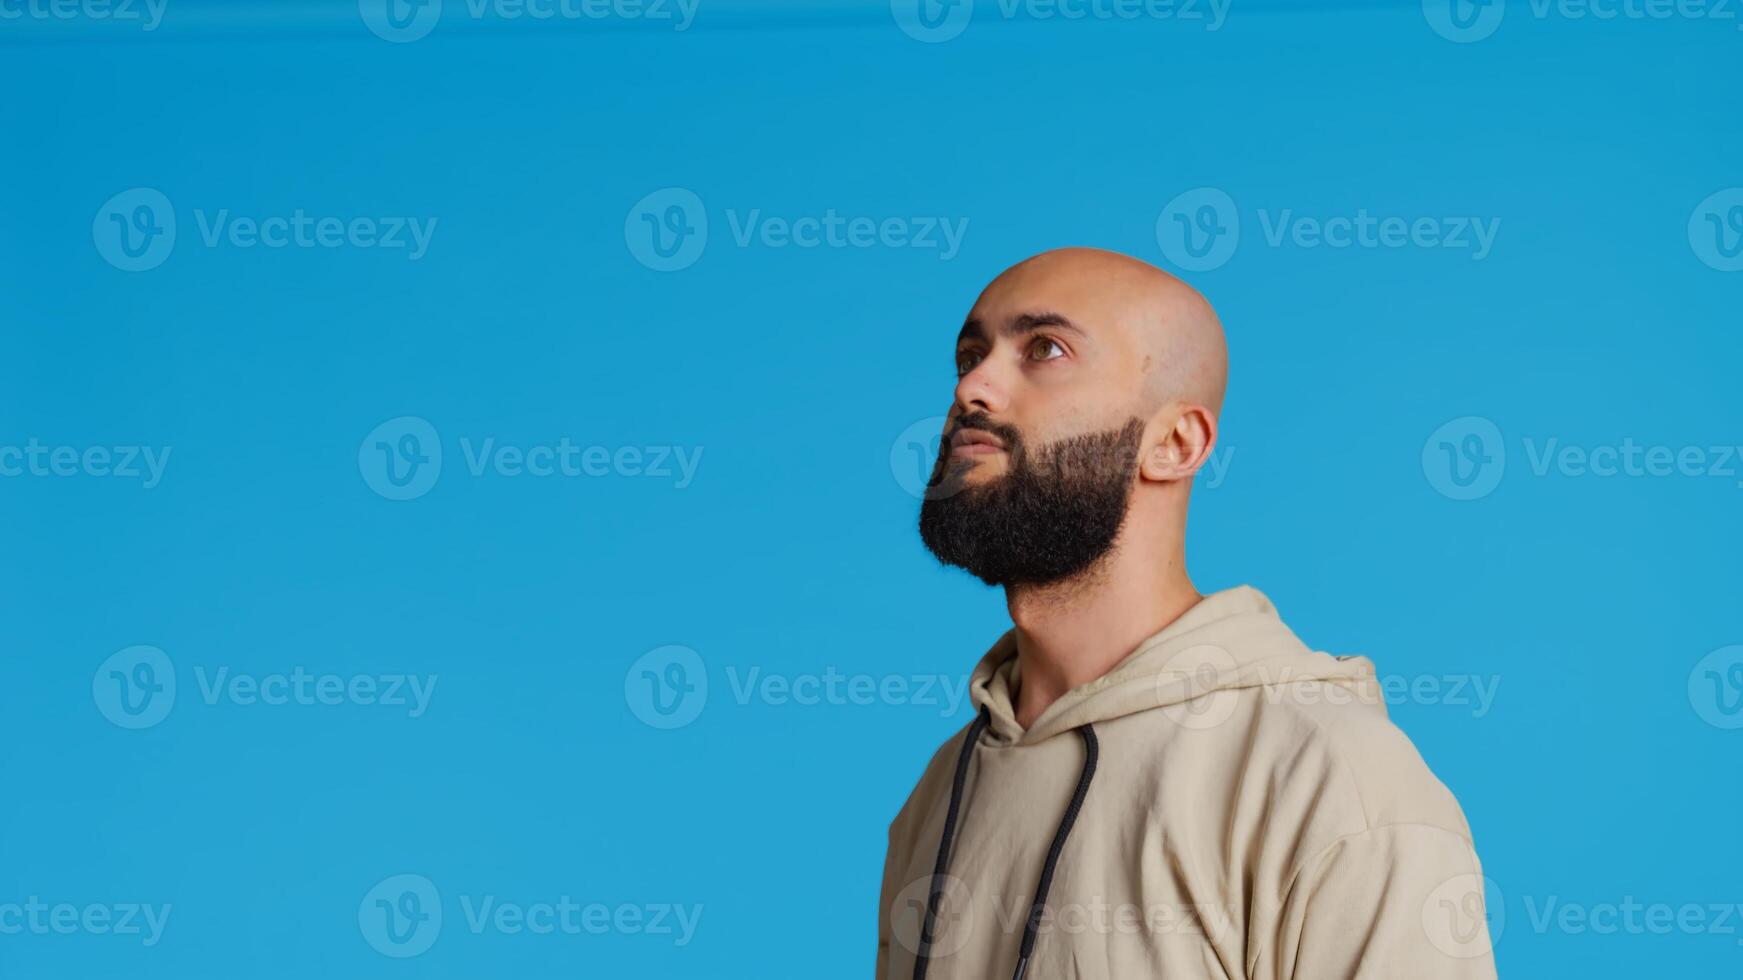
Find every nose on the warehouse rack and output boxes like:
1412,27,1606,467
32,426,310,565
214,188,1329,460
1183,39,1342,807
953,358,1009,417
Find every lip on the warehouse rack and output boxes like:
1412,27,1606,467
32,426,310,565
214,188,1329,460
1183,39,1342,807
949,428,1006,456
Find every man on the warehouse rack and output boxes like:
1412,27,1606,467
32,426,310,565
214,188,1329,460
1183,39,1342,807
877,248,1495,979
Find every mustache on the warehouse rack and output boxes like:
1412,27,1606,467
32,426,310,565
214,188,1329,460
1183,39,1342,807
927,411,1028,494
944,411,1025,450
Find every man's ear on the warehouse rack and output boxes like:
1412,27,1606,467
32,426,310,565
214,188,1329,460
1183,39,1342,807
1139,403,1218,483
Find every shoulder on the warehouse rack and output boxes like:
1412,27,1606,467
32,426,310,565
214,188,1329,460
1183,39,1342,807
1248,674,1475,843
885,717,978,847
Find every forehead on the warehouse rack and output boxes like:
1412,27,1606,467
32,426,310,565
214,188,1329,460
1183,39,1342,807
960,260,1142,347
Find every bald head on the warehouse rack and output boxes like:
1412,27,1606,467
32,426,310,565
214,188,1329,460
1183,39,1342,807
964,247,1227,419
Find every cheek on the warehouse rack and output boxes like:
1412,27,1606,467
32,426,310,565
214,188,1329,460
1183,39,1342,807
1003,364,1137,444
1005,386,1086,436
1034,360,1130,413
1025,403,1128,449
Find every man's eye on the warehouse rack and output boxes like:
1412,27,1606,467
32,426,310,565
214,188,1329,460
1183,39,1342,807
955,350,983,376
1027,337,1066,361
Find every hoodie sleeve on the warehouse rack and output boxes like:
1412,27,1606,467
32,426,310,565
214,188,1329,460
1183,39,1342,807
871,816,913,976
875,827,895,980
1259,823,1498,980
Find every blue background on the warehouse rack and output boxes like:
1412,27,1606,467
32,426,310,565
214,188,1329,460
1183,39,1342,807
3,0,1741,975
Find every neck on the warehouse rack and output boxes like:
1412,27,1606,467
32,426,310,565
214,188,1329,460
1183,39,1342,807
1004,529,1200,730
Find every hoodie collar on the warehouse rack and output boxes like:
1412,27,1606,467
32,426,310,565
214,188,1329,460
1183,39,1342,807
968,585,1376,745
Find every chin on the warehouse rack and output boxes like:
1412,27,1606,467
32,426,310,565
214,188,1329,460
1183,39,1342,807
954,455,1009,480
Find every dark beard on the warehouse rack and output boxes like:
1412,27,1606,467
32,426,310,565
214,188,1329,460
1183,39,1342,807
918,414,1145,588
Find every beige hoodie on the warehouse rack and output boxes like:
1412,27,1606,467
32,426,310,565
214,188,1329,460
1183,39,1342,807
876,586,1496,980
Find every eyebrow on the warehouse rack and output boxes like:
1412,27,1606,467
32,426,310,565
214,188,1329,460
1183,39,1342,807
957,311,1087,346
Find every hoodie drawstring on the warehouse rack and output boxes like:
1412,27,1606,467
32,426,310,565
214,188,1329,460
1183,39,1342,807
1012,723,1098,980
911,707,991,980
911,707,1100,980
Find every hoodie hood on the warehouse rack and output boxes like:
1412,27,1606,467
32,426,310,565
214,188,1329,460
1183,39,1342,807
969,585,1378,745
